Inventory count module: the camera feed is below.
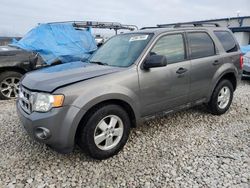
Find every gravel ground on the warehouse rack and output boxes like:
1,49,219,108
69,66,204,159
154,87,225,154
0,80,249,188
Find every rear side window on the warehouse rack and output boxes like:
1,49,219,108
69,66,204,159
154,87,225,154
214,31,238,53
187,32,216,59
150,34,186,64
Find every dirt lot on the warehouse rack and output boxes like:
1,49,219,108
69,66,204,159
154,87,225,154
0,80,249,188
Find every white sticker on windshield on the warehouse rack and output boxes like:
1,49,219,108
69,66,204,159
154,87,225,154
129,35,148,42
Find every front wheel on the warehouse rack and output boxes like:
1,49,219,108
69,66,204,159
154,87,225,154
0,71,23,100
207,79,234,115
78,104,131,160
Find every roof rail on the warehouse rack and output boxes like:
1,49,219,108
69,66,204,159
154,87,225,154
45,21,138,34
158,22,220,28
140,22,221,30
140,26,160,30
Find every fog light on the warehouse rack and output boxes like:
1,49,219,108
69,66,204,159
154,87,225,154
35,127,51,140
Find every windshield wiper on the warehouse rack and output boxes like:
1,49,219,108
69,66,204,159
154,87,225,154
89,61,109,66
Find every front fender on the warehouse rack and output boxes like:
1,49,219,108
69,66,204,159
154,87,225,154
71,84,141,124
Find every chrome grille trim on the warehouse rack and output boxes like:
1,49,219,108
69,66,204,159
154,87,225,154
19,86,33,114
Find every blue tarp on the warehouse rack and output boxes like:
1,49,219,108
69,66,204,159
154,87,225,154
11,23,97,65
241,45,250,54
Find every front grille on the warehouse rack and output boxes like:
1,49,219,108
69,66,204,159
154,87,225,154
19,86,33,114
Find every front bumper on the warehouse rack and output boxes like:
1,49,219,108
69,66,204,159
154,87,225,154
16,101,83,153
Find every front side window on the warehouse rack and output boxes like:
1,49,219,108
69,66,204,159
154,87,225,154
187,32,216,59
90,33,153,67
214,31,238,53
150,34,186,64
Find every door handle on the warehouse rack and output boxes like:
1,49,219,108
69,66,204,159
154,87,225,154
213,60,220,65
176,67,188,74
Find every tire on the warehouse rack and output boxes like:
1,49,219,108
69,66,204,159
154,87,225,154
0,71,23,100
207,79,234,115
78,104,131,160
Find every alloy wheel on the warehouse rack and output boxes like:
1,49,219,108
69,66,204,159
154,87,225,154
217,86,231,109
94,115,124,151
0,77,20,99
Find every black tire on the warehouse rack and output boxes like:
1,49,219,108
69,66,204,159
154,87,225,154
78,104,131,160
0,71,23,100
207,79,234,115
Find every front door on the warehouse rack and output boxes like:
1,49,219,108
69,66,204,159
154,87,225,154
138,33,191,117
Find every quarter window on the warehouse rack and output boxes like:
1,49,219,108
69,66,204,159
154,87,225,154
150,34,186,64
214,31,238,53
187,32,216,59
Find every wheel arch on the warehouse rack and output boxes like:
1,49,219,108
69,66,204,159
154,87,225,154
208,71,237,101
219,72,237,91
0,67,26,75
74,99,137,143
214,72,237,91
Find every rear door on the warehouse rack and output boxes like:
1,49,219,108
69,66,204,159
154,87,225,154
138,32,191,117
187,31,221,102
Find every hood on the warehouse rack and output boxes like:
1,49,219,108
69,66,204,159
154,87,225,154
0,45,43,70
0,45,27,56
21,61,123,92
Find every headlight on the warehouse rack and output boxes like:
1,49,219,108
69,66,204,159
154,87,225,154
33,93,64,112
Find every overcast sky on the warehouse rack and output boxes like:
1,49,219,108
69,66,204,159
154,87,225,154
0,0,249,36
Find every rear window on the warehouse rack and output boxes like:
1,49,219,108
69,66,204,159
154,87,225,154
187,32,216,59
214,31,238,53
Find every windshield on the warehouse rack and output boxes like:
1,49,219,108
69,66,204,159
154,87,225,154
90,33,153,67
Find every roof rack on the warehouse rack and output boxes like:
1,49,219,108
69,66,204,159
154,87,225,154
140,22,220,30
140,26,160,30
158,22,220,28
46,21,138,34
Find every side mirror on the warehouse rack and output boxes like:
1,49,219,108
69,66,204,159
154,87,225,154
143,55,167,69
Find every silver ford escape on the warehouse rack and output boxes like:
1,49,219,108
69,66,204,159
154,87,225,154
17,24,242,159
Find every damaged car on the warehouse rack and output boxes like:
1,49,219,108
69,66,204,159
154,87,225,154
17,23,242,159
0,21,137,99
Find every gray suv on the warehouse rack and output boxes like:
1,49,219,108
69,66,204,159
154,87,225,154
17,24,242,159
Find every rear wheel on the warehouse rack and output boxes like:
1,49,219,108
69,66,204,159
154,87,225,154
207,79,234,115
78,104,131,160
0,71,23,100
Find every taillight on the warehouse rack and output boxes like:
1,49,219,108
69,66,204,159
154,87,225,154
240,54,243,70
